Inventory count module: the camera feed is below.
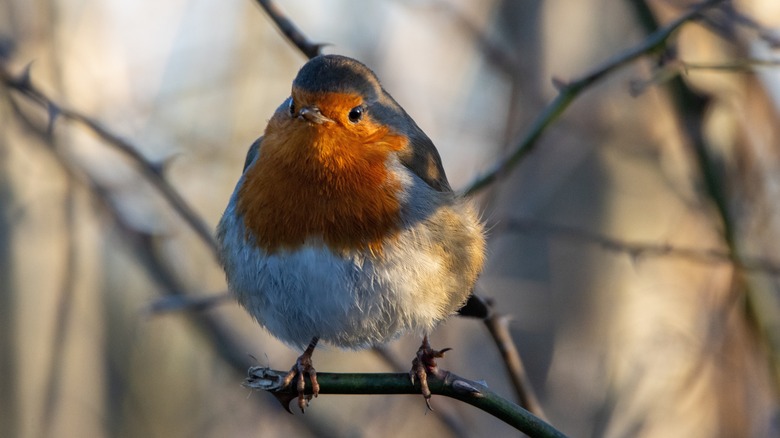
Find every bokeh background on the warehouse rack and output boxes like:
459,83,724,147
2,0,780,436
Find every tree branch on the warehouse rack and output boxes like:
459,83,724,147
244,367,568,438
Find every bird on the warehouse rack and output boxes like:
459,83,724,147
216,54,486,412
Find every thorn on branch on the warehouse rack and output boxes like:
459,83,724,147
19,62,33,89
551,77,568,91
451,378,484,398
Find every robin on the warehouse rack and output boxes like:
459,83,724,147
216,54,486,412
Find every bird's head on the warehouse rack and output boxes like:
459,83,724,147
262,54,410,162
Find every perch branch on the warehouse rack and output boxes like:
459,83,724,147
245,367,568,438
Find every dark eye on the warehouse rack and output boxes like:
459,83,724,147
288,98,296,116
348,106,363,123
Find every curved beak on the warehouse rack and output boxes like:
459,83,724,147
298,106,333,125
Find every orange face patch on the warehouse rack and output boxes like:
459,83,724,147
236,91,407,254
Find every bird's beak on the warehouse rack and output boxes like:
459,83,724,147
298,106,333,125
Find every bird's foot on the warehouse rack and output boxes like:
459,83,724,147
280,338,320,413
409,336,451,410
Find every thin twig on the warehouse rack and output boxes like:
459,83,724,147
253,0,324,59
631,57,780,95
245,367,568,438
500,217,780,275
483,314,547,421
460,0,727,197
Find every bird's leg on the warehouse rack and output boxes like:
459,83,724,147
281,336,320,412
409,335,451,410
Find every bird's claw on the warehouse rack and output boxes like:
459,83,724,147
281,351,319,413
409,337,451,410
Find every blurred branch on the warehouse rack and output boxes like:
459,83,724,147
694,0,780,48
630,58,780,95
144,292,231,315
483,313,547,421
679,59,780,70
245,367,568,438
461,0,727,197
40,175,77,438
501,218,780,275
253,0,324,59
0,63,218,255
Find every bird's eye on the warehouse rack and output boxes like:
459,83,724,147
348,106,363,123
288,98,296,116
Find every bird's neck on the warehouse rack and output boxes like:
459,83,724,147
236,123,406,255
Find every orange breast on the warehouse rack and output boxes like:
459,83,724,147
236,115,407,255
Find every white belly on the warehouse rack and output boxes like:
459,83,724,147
217,207,448,350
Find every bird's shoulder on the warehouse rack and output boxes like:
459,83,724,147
242,136,263,172
371,92,452,193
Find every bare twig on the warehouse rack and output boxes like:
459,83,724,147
461,0,727,197
483,314,547,421
253,0,324,59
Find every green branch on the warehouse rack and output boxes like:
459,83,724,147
244,367,568,438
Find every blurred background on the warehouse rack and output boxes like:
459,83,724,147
2,0,780,436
